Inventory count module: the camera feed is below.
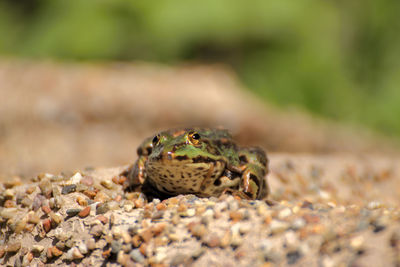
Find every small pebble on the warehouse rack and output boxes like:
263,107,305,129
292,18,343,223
27,211,40,224
90,224,104,237
130,248,145,263
70,172,83,184
6,242,21,253
42,218,52,232
87,238,97,250
62,184,77,195
32,245,44,254
96,203,110,214
78,206,91,218
270,220,290,234
66,208,81,217
39,179,52,198
96,215,108,224
78,243,88,255
66,247,84,260
50,246,63,257
101,179,113,189
286,250,302,265
111,240,122,254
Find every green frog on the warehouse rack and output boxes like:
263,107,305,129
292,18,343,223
125,128,269,200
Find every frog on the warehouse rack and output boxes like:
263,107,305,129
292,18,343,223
124,128,269,200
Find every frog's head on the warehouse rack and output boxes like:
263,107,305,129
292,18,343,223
148,128,222,164
144,128,226,194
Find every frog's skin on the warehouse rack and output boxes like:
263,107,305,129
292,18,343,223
126,128,269,200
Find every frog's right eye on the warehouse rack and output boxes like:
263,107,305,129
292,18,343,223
152,135,160,145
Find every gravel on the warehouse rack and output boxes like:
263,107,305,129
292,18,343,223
0,154,399,266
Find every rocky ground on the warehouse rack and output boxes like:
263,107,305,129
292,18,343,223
1,154,399,266
1,60,399,266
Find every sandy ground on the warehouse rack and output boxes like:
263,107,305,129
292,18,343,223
0,153,399,266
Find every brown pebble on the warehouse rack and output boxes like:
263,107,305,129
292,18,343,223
51,246,63,257
83,190,97,199
6,242,21,253
41,205,52,214
47,247,53,259
303,214,320,224
156,203,167,211
94,191,111,203
118,175,127,185
140,228,154,243
139,243,147,256
50,212,62,225
27,252,33,262
4,200,15,208
177,203,187,212
115,195,122,202
25,224,34,232
112,176,120,185
134,198,144,208
102,248,111,259
26,186,36,195
27,212,40,224
96,215,108,224
43,219,52,232
206,236,220,248
132,235,142,247
76,196,88,206
15,217,27,234
229,211,243,222
78,206,91,218
153,223,166,236
188,222,207,238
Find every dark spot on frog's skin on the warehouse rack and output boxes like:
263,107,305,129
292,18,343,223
239,155,248,164
213,179,221,186
250,173,260,188
163,174,168,178
200,185,206,191
192,156,214,163
196,167,205,170
175,155,188,161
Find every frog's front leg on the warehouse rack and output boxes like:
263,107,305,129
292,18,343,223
126,155,147,190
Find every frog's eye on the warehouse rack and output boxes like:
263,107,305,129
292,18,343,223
188,131,201,145
152,135,160,145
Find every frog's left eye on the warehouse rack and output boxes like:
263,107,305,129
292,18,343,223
188,131,201,145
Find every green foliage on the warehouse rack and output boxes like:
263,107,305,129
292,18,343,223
1,0,400,136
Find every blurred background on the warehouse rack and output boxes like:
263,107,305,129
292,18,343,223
0,0,399,178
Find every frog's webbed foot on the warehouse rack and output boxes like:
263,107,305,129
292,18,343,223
239,165,269,200
221,188,252,200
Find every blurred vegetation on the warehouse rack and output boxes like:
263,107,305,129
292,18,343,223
1,0,400,137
